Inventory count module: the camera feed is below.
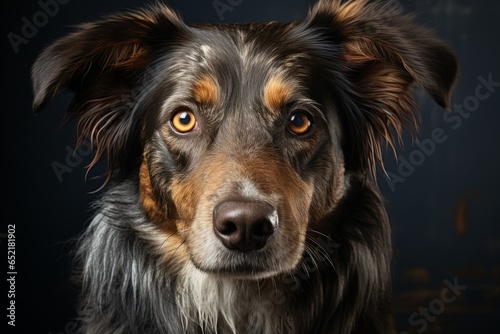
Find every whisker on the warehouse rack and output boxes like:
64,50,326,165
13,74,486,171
306,228,337,243
305,233,337,271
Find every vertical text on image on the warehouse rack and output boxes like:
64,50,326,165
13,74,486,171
6,224,16,327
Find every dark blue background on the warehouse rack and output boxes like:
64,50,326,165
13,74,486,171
3,0,499,333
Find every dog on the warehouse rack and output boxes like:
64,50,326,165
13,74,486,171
32,0,458,333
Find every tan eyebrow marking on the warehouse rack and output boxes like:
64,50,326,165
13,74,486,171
263,76,293,112
192,75,219,106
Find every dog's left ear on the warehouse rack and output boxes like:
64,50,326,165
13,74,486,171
32,4,189,182
300,0,459,176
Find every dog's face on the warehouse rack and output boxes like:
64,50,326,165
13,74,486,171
32,1,457,279
139,24,347,278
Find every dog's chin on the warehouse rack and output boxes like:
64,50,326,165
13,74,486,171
190,257,292,281
212,268,282,281
198,268,281,281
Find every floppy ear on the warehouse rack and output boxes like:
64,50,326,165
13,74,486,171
301,0,458,177
32,4,188,182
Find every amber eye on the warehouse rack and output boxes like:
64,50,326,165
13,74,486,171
288,112,313,135
171,110,197,133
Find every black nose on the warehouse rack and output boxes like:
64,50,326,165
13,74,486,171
213,200,277,252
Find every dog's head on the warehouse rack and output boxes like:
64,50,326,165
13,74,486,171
32,0,457,279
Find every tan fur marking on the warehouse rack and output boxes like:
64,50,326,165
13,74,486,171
139,160,168,225
335,0,369,22
111,41,151,69
192,76,219,106
139,161,189,267
170,178,197,224
263,76,292,112
343,40,377,63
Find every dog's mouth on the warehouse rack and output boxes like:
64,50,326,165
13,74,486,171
195,254,283,280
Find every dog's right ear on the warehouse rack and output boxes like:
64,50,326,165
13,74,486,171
32,4,189,181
